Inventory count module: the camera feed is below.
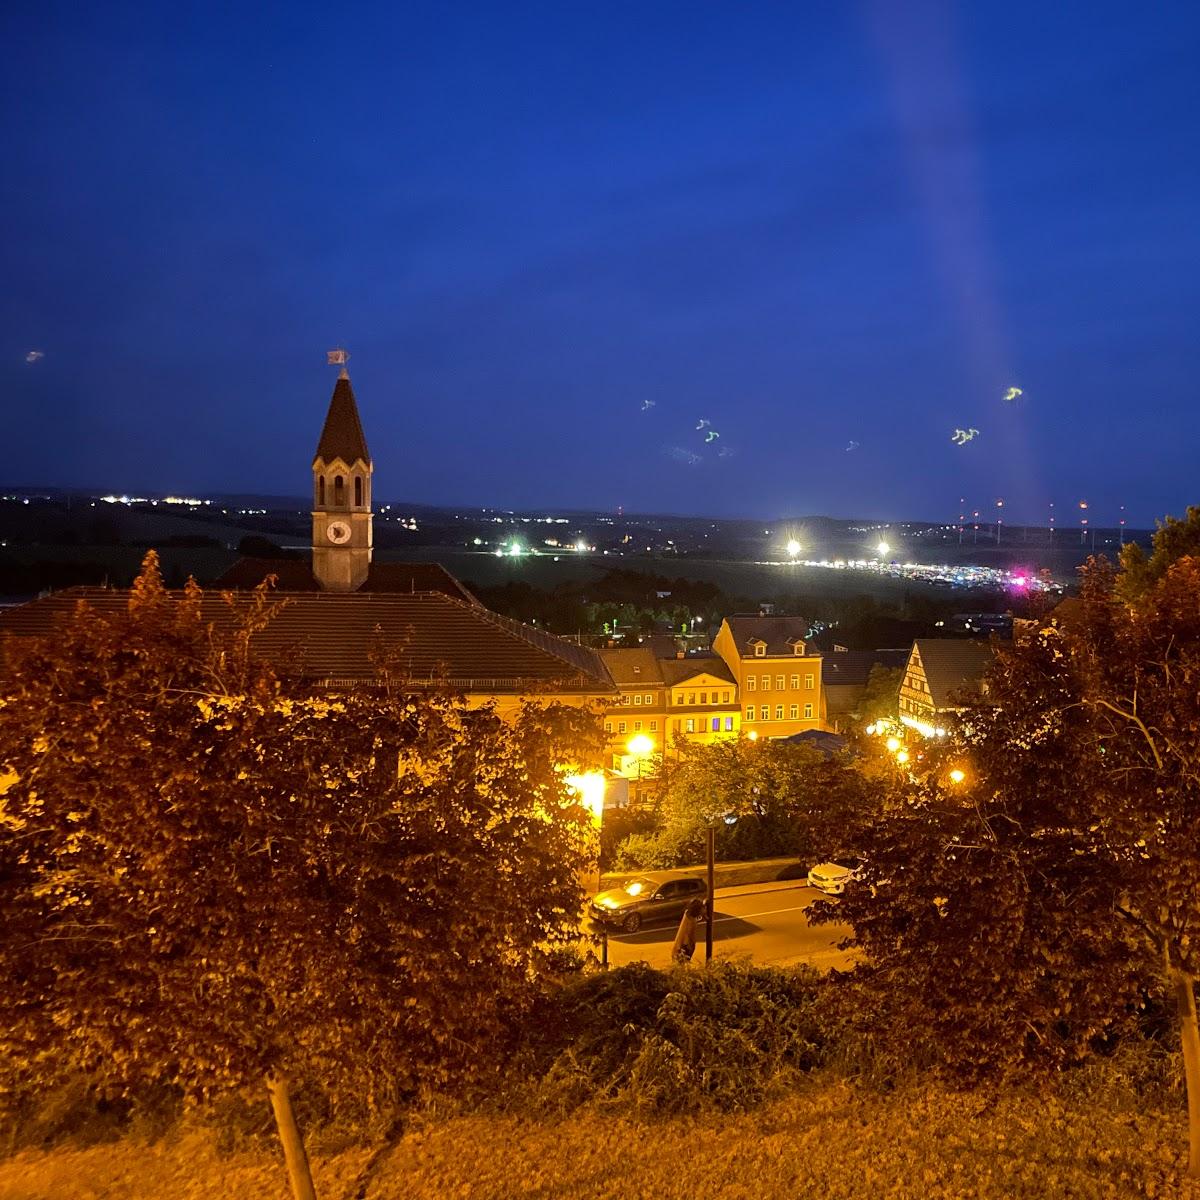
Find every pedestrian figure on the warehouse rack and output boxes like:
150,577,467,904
671,897,705,963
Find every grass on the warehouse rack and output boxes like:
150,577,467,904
0,1077,1194,1199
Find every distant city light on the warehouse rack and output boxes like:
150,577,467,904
786,539,801,557
876,541,891,558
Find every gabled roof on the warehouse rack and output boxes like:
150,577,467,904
0,588,614,695
598,647,665,687
822,649,910,689
910,639,995,710
313,372,371,467
724,615,813,657
659,656,737,687
212,557,481,605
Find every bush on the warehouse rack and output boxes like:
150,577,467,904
524,962,832,1115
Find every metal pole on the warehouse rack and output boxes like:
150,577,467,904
601,927,608,970
705,825,715,962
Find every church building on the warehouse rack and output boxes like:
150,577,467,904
0,364,617,714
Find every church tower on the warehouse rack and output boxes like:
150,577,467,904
311,364,373,592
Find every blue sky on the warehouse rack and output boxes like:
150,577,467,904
3,1,1198,524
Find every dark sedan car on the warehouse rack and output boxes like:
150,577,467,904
589,875,708,934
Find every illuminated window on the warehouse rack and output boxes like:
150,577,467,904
754,643,765,656
790,675,799,690
644,694,652,705
790,704,798,720
775,705,784,720
762,675,771,690
805,673,815,690
724,716,733,731
634,695,642,706
711,717,720,732
804,703,814,718
746,706,755,721
760,708,769,722
775,675,784,691
747,677,756,692
685,718,695,733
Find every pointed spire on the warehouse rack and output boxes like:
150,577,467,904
313,372,371,467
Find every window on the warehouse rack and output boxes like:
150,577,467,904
747,677,756,692
723,690,730,703
793,642,804,655
333,475,345,506
634,695,642,705
804,703,814,718
724,716,733,731
700,691,707,704
790,674,799,690
673,719,681,732
622,695,630,705
644,694,652,705
775,675,784,691
790,705,798,720
688,693,696,705
317,477,326,506
685,718,696,733
805,673,815,690
604,722,612,733
711,717,720,732
754,643,765,656
618,721,626,734
775,705,784,720
762,674,771,690
354,476,363,506
650,721,657,731
746,706,755,721
634,720,642,731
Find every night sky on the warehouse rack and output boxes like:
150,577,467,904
3,2,1198,525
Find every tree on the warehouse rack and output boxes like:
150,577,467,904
0,554,602,1199
858,664,903,727
819,532,1200,1175
616,736,881,869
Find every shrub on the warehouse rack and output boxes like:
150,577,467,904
525,962,832,1115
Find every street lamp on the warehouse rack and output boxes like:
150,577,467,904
876,540,891,559
895,749,910,765
626,734,654,802
948,767,966,785
786,538,801,558
885,735,902,753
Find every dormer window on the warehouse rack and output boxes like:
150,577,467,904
752,641,765,657
793,642,804,655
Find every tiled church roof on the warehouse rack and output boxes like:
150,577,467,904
0,588,615,695
213,557,481,605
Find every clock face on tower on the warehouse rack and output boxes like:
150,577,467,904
326,520,352,545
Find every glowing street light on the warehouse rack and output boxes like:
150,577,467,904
876,541,891,559
626,733,654,756
948,768,966,785
747,730,759,741
886,736,902,753
895,749,910,765
566,772,606,822
786,539,801,558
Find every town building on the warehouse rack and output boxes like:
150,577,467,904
711,615,824,738
897,638,995,737
821,647,910,733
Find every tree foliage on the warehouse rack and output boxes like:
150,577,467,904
818,525,1200,1172
0,554,603,1120
616,736,882,868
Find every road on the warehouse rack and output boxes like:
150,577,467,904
598,881,857,971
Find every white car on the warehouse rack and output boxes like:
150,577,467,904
807,857,863,895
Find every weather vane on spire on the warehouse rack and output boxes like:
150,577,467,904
326,347,349,378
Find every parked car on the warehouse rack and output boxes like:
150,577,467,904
806,857,864,896
590,874,708,934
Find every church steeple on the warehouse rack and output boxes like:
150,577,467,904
311,360,373,592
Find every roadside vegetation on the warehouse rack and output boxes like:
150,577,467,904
4,512,1200,1196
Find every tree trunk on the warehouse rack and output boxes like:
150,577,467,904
1167,954,1200,1179
267,1075,318,1200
